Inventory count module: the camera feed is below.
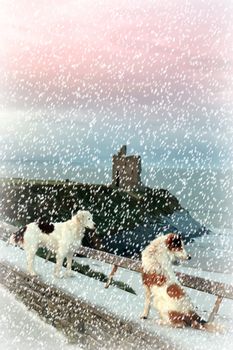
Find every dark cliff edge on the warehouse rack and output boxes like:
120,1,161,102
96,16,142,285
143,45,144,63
0,178,210,257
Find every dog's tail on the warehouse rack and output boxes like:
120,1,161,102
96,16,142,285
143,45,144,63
171,312,223,333
190,313,224,333
203,322,224,333
8,226,27,247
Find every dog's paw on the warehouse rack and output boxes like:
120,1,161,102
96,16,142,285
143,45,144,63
28,271,37,277
156,319,169,326
64,270,76,278
140,315,148,320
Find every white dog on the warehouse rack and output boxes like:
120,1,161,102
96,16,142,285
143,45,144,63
9,210,96,278
141,233,216,331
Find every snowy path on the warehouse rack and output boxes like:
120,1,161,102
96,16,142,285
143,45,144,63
0,240,233,350
0,285,80,350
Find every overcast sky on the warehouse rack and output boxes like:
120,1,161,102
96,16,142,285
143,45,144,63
0,0,233,172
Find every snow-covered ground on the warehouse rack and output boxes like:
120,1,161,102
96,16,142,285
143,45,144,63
0,227,233,350
0,285,80,350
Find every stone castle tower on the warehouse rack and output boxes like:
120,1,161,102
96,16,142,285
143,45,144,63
112,145,142,190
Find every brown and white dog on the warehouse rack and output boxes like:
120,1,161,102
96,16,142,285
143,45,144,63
141,233,217,331
9,210,96,278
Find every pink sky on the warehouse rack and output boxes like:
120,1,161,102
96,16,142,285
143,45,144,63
0,0,233,112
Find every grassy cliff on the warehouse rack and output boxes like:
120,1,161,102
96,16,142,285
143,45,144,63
0,177,185,292
0,178,181,236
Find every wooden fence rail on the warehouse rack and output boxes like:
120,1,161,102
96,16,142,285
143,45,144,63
75,245,233,323
1,223,233,323
75,246,233,300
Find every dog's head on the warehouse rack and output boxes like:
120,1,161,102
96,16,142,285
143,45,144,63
74,210,96,230
165,233,191,261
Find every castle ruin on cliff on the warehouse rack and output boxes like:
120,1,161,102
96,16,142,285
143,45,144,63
112,145,142,190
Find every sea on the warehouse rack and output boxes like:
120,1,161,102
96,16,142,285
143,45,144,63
0,160,232,230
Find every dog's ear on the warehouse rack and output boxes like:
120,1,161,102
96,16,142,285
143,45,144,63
165,233,182,251
76,210,84,222
148,242,157,255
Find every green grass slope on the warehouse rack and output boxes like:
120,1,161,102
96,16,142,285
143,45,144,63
0,178,182,236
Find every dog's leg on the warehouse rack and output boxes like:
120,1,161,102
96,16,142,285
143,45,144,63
45,250,52,263
25,248,37,276
141,285,152,319
105,264,118,288
54,250,66,278
65,251,75,277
